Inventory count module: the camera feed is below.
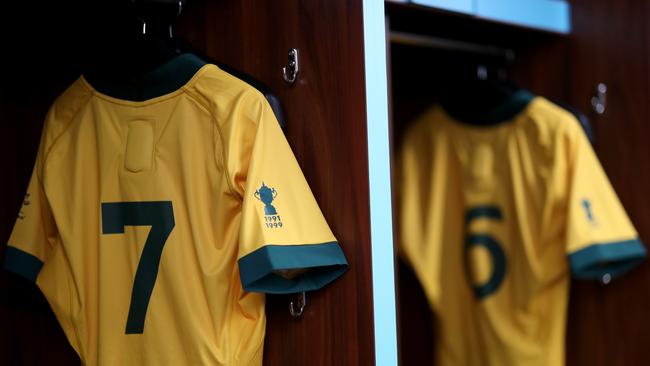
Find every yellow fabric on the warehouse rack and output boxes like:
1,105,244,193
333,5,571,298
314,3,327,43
398,97,640,366
6,64,340,366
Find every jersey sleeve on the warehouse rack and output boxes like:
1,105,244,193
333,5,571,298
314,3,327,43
396,121,441,302
232,96,348,294
396,130,425,273
565,124,646,280
4,137,57,283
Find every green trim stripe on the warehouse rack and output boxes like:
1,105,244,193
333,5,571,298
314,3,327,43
238,242,348,294
569,238,647,280
3,246,44,282
443,89,535,126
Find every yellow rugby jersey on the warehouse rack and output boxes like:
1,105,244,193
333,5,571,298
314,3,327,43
4,53,347,366
398,90,646,366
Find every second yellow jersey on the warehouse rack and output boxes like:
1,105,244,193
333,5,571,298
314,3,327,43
4,53,348,365
398,90,646,366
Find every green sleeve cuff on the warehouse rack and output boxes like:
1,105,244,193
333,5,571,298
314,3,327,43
569,238,647,280
238,241,348,294
3,246,44,282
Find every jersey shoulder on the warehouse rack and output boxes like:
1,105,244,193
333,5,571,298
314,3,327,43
38,79,93,168
49,78,94,126
184,65,269,130
522,97,586,145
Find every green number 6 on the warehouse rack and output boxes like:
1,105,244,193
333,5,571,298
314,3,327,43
102,201,175,334
464,206,507,300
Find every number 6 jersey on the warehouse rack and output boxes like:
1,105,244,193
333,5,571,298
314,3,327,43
4,53,348,366
398,90,646,366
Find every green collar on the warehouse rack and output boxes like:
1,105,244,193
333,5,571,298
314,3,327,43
443,89,535,126
84,53,207,101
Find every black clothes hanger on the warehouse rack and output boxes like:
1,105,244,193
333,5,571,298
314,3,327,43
441,63,595,141
438,56,525,126
82,0,196,102
82,0,286,127
439,59,595,142
83,0,182,80
392,35,593,139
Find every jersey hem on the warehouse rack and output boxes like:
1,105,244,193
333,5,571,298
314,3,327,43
3,246,44,282
568,238,647,280
238,242,348,294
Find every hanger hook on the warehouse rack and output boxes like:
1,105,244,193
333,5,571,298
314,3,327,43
168,0,183,38
476,64,489,81
136,16,147,35
289,292,307,317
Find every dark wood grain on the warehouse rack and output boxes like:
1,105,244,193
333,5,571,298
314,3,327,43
178,1,376,365
562,1,650,365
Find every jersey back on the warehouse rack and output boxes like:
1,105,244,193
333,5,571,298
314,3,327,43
398,93,645,366
5,55,347,366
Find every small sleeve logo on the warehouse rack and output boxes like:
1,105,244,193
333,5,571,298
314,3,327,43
581,198,597,226
17,193,30,220
254,182,283,228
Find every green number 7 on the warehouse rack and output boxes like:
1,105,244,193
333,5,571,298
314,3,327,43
101,201,175,334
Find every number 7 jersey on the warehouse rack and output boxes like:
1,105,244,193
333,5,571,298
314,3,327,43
4,54,348,366
398,90,646,366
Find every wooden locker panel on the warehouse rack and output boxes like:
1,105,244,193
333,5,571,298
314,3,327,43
562,0,650,364
178,1,375,365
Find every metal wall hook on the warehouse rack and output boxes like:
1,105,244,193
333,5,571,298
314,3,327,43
477,64,488,81
289,292,307,317
136,16,147,35
600,272,612,285
282,48,300,84
168,1,183,38
132,0,184,37
591,83,607,115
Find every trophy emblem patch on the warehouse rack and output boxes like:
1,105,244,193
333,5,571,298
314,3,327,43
17,193,30,220
254,182,283,228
